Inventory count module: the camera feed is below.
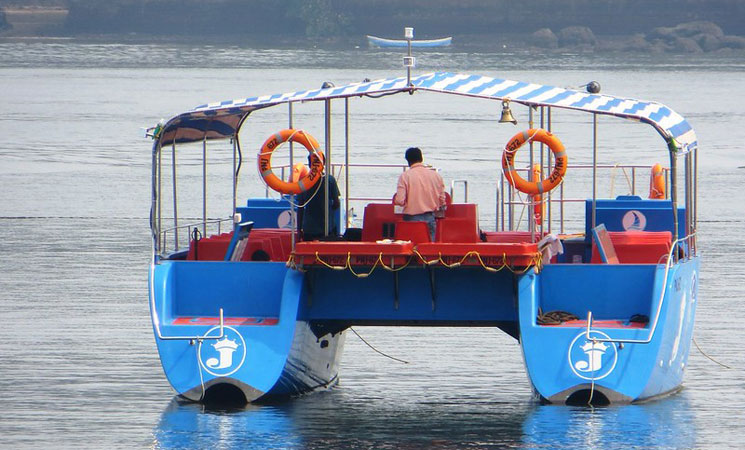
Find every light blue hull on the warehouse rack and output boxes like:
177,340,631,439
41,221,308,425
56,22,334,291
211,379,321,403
366,35,452,48
519,257,699,403
149,261,345,402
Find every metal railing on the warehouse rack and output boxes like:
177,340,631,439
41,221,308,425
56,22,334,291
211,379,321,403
498,163,670,234
158,217,233,257
583,232,696,345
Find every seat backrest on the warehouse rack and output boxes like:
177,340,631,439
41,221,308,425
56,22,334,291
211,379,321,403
437,218,480,243
224,221,254,261
591,223,619,264
362,203,399,241
394,221,431,244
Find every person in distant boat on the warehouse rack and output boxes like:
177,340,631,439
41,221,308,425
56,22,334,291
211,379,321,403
394,147,446,241
297,158,340,241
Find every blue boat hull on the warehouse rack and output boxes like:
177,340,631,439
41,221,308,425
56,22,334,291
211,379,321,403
149,261,345,402
518,257,699,403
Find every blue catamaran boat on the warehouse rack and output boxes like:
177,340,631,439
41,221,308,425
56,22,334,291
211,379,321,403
147,69,699,405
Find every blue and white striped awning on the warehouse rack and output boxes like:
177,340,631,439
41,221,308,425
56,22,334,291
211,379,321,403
155,71,697,153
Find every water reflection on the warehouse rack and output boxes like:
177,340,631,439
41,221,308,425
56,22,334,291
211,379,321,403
154,391,696,449
154,398,301,449
522,394,696,449
153,391,532,449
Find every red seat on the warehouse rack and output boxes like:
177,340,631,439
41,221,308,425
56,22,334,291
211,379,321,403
591,230,672,264
437,218,479,243
186,232,232,261
437,203,479,242
362,203,400,241
394,221,431,244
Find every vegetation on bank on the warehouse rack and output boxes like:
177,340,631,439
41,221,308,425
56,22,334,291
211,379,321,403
2,0,745,53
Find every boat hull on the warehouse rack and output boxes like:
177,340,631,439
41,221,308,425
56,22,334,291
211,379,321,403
519,257,699,404
149,261,345,402
366,35,452,48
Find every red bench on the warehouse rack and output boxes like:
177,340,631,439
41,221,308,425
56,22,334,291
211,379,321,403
416,242,539,267
591,231,672,264
293,241,414,267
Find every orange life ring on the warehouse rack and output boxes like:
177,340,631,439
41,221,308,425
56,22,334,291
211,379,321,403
258,129,324,195
649,163,666,199
502,129,567,195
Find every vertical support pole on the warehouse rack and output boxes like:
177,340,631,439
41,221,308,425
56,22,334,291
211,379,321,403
289,103,296,250
529,107,535,241
202,136,207,236
546,107,552,234
668,144,679,262
345,98,350,231
324,98,331,236
495,177,501,232
406,32,412,86
591,113,598,230
685,150,692,256
693,147,698,255
157,142,162,253
171,141,179,250
539,106,545,236
232,139,237,222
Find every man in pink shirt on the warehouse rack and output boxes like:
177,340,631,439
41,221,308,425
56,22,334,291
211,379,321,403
394,147,446,241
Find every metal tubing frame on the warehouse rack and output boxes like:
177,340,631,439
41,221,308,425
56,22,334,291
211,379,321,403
584,233,695,345
345,98,350,230
149,262,225,342
171,141,179,250
157,142,162,253
529,107,535,240
202,136,207,235
289,102,296,250
591,113,598,230
668,146,679,262
324,98,331,236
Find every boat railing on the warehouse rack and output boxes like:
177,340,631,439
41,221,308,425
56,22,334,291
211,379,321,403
158,216,233,257
583,232,696,345
497,163,670,234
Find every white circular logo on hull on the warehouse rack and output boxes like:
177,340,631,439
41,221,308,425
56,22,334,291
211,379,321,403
568,330,618,381
198,326,247,377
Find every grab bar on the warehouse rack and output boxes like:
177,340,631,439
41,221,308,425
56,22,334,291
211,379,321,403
584,233,695,345
149,259,225,342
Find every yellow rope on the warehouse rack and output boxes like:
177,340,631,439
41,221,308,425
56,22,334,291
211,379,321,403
314,251,348,271
346,252,380,278
377,253,413,272
299,248,543,276
413,249,441,266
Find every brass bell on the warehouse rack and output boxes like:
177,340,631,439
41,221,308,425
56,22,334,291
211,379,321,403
499,99,517,125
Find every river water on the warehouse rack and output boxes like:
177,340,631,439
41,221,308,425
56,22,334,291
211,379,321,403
1,42,744,449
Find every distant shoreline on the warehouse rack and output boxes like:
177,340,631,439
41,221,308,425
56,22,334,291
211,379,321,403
2,5,745,55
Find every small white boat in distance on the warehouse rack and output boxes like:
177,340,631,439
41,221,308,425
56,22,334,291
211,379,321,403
366,34,452,48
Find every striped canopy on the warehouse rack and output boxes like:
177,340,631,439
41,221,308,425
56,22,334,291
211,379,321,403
155,71,697,153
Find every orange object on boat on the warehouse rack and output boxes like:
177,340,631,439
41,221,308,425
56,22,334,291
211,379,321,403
258,129,324,195
290,162,309,182
502,129,567,195
532,163,543,226
649,163,666,199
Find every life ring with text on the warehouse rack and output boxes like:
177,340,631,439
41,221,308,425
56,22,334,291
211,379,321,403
648,163,666,199
502,129,567,195
258,129,324,195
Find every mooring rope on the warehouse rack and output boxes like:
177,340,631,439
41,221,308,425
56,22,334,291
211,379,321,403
693,337,731,369
349,327,409,364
